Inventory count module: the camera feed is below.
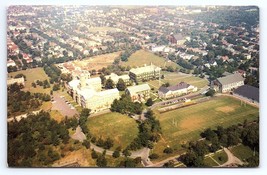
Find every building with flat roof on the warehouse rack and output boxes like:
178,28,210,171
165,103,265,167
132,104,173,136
233,85,259,104
158,82,197,99
214,73,245,93
129,64,161,83
125,84,151,102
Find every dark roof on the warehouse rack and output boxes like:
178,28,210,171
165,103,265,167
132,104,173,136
168,82,190,91
159,82,191,94
217,73,244,85
233,85,259,102
159,86,169,93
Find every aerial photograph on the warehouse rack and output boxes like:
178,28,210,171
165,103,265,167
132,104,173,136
7,5,259,168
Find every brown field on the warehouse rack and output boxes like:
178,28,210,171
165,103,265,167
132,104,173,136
72,51,121,71
215,106,236,113
180,117,204,130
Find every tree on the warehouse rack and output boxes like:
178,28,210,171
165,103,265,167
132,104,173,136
201,128,217,141
145,98,154,106
52,84,60,91
163,160,175,167
163,147,173,154
91,149,98,159
116,78,126,91
105,78,115,89
180,151,205,167
205,89,215,97
122,148,131,157
112,150,120,158
103,137,114,149
32,82,36,88
100,74,106,86
149,153,159,159
82,139,90,149
96,155,107,167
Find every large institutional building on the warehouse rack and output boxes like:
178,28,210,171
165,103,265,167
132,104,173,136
125,84,151,102
129,64,161,83
158,82,197,99
214,73,245,93
68,72,119,113
105,73,131,85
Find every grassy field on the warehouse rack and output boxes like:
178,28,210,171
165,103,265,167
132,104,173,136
147,71,208,90
72,51,121,71
161,71,208,89
152,96,259,160
230,144,255,161
121,50,180,70
8,67,51,94
87,112,138,151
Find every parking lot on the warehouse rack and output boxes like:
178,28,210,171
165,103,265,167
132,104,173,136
51,93,78,117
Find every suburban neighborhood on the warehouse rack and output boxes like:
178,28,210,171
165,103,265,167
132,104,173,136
7,6,259,168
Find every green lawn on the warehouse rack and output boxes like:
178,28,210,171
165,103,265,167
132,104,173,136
121,50,180,70
211,150,228,165
161,71,208,89
230,144,255,161
147,71,208,90
87,112,139,151
204,157,219,167
152,96,259,160
8,67,52,94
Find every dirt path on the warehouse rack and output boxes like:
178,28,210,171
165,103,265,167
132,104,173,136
218,147,244,167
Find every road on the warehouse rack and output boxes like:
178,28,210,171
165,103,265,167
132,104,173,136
7,110,41,122
90,142,152,165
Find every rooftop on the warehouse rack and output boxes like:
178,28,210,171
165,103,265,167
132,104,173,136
217,73,244,85
233,85,259,102
129,64,161,75
126,84,150,94
159,82,191,93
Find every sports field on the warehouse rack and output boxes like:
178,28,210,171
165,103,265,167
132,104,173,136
72,51,121,71
120,50,179,70
152,96,259,160
87,112,138,151
8,67,51,94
